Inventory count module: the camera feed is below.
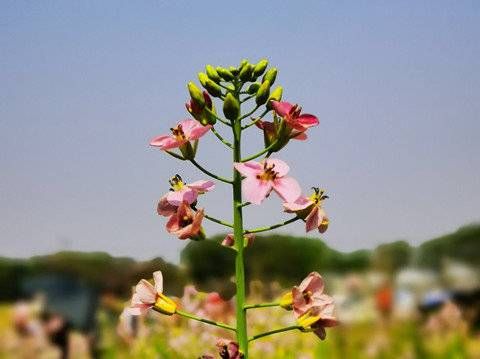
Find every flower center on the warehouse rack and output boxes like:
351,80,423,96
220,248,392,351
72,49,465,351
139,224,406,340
170,124,186,141
309,187,329,205
256,162,279,181
287,104,302,120
303,290,313,303
169,174,184,191
180,214,193,227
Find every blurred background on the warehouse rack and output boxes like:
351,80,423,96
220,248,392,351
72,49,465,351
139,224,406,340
1,1,479,358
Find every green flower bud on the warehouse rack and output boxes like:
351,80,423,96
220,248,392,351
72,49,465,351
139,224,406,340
255,80,271,106
253,59,268,77
247,82,261,94
262,67,278,85
205,65,221,83
197,72,209,87
229,66,239,76
223,93,240,120
225,83,235,92
204,79,223,97
216,67,235,81
239,63,254,82
239,59,249,69
187,81,205,108
266,86,283,109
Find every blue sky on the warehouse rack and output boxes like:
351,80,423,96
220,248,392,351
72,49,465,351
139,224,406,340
1,1,479,262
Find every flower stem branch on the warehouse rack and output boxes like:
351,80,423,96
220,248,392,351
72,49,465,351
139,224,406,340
240,139,280,162
240,94,255,103
244,216,300,234
204,214,234,228
241,109,270,130
211,127,233,149
165,150,185,161
189,159,233,184
237,202,251,208
248,325,301,342
239,105,260,120
175,309,236,332
244,302,280,310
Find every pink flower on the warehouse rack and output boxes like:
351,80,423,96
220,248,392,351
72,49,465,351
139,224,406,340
271,101,319,132
166,174,215,206
234,158,301,205
216,339,243,359
255,118,307,151
283,188,329,233
221,233,255,248
150,119,211,159
166,202,205,240
123,271,176,316
292,272,332,317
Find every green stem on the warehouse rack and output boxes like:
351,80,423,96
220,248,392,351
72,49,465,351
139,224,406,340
239,105,260,120
211,126,233,149
241,138,280,162
241,109,270,130
248,325,301,342
232,89,249,357
245,216,300,234
189,159,233,184
244,302,280,310
204,213,234,228
164,150,185,160
175,309,236,332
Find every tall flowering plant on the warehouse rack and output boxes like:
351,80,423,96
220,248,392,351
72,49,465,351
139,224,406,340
123,59,338,358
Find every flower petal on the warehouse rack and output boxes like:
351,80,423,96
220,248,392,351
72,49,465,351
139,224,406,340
166,187,197,205
297,114,319,128
149,135,181,150
264,158,289,177
305,206,320,232
153,271,163,294
187,180,215,193
271,101,294,117
283,196,312,212
234,161,263,177
157,196,178,217
272,176,301,203
181,119,211,140
300,272,324,294
134,279,156,304
242,176,272,205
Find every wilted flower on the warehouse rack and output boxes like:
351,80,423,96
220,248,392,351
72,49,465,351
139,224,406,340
123,271,177,316
234,158,301,204
296,301,338,340
216,339,243,359
291,272,333,317
150,119,211,159
166,202,205,240
255,116,307,153
283,187,329,233
186,91,217,125
221,233,255,248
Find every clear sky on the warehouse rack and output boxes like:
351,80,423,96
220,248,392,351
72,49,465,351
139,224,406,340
1,1,479,263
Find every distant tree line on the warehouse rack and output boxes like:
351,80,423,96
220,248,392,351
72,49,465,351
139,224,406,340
1,224,478,301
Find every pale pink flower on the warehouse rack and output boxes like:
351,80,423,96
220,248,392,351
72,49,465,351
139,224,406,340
298,301,339,340
166,202,205,240
150,119,211,150
234,158,301,205
124,271,164,316
164,174,215,207
283,188,329,233
271,101,319,132
292,272,332,317
221,233,255,248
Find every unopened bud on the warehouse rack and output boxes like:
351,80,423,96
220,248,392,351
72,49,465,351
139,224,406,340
216,67,235,81
239,63,254,82
198,72,209,87
188,82,205,108
253,59,268,77
262,67,277,85
229,66,239,76
204,79,223,98
266,86,283,110
255,80,271,106
223,93,240,120
247,82,261,94
205,65,221,83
